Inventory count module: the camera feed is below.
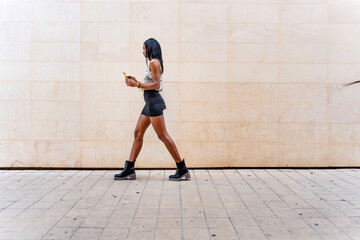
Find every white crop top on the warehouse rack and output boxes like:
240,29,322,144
142,67,163,92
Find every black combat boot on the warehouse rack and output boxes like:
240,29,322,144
169,159,191,181
114,161,136,180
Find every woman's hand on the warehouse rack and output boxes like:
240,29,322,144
125,76,138,87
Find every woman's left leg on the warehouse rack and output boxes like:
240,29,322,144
150,114,190,180
150,115,182,163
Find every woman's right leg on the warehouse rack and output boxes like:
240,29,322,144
129,114,151,162
114,114,150,180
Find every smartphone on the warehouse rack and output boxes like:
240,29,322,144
122,72,132,79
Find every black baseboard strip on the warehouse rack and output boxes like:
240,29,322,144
0,166,359,170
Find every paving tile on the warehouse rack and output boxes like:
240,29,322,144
99,228,129,240
0,169,359,240
256,217,294,240
289,228,322,240
16,227,49,240
304,217,337,229
155,228,182,240
265,201,290,209
294,208,323,218
348,200,360,208
158,208,181,218
105,216,132,229
204,208,229,218
80,216,109,228
138,200,160,209
248,207,276,218
182,201,203,209
135,209,158,218
314,227,352,240
342,227,360,239
55,217,85,228
281,217,311,229
41,208,69,218
339,208,360,217
306,200,333,209
235,226,267,240
42,227,77,240
157,217,181,229
208,226,238,240
71,227,103,240
262,227,294,240
317,207,348,218
183,227,210,240
272,207,302,219
29,201,56,209
131,217,157,230
8,201,35,209
127,229,156,240
0,208,25,218
30,216,59,228
0,216,12,227
0,201,15,208
159,200,180,209
182,208,205,218
182,217,207,228
231,217,258,228
0,228,19,240
207,218,234,229
329,217,360,228
4,216,34,230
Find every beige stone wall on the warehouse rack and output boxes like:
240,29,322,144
1,0,360,168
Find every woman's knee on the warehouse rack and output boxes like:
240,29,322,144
134,129,144,141
157,133,170,143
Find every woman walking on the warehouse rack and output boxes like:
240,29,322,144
114,38,190,181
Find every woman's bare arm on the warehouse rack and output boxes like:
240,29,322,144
125,59,161,89
139,59,161,90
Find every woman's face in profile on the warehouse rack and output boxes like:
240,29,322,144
143,44,146,58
